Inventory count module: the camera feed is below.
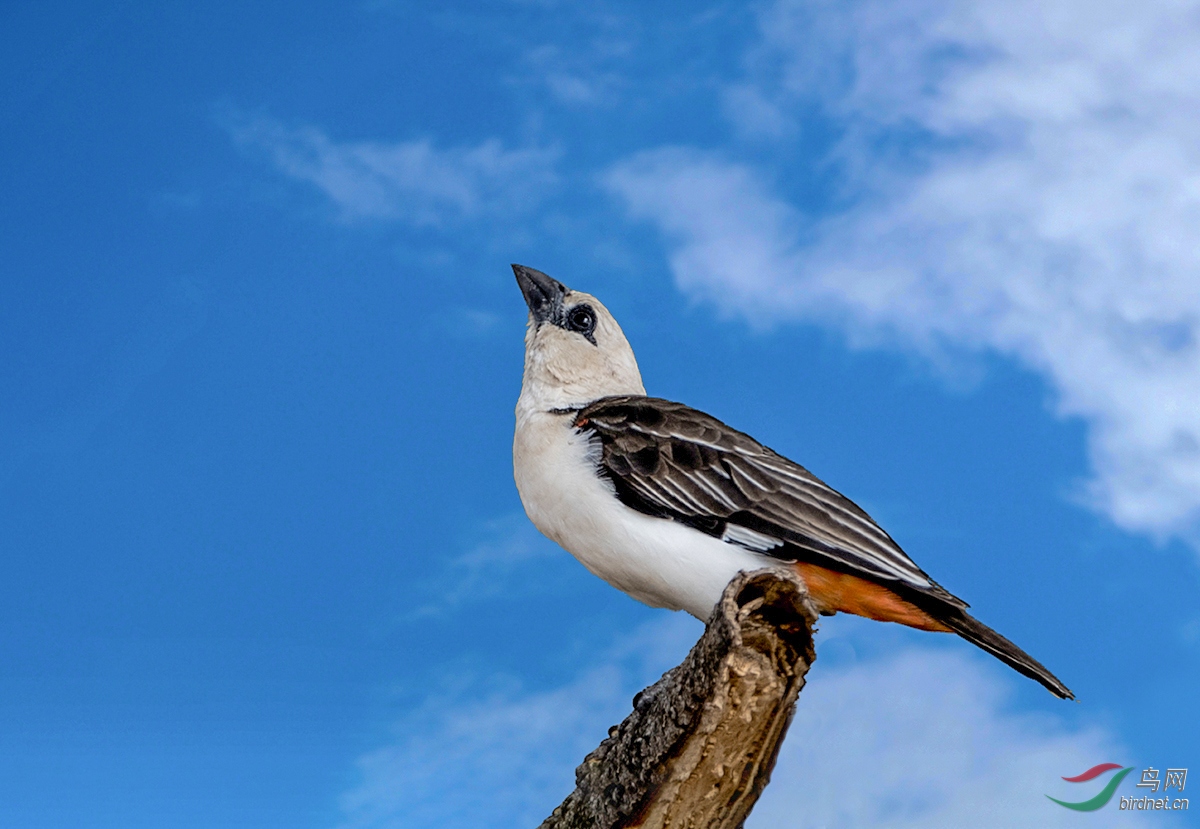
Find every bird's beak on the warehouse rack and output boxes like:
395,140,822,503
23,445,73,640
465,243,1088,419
513,264,567,325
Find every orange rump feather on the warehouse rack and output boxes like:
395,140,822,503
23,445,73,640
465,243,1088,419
794,562,951,632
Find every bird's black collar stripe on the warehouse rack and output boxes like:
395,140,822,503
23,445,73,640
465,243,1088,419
547,406,583,415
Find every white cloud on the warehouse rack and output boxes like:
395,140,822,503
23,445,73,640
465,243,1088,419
229,114,558,225
605,149,808,323
606,0,1200,542
750,643,1165,828
334,616,1160,829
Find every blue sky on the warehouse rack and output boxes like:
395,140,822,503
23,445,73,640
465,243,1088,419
2,1,1198,827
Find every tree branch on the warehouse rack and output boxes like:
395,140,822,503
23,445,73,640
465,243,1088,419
539,568,818,829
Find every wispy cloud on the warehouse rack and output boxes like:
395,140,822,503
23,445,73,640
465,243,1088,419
334,616,1153,829
606,0,1200,544
339,666,624,829
520,39,630,106
335,614,700,829
228,113,558,225
408,515,565,617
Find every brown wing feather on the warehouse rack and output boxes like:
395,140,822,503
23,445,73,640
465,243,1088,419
578,395,959,604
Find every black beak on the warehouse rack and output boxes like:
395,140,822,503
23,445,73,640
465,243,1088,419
513,264,567,325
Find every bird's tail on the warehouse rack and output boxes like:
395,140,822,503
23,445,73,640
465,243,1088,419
940,609,1074,700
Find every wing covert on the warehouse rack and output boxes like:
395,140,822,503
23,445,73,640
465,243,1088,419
577,395,962,605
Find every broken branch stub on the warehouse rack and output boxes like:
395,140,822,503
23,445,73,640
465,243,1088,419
539,568,818,829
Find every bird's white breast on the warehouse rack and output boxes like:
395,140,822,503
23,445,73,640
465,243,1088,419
513,407,767,620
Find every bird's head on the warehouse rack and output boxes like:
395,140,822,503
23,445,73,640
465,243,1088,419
513,264,645,411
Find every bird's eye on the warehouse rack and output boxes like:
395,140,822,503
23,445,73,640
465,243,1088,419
566,305,596,337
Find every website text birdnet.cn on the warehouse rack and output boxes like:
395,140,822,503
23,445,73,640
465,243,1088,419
1119,767,1188,811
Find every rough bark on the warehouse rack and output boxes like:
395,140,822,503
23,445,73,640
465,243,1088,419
539,568,818,829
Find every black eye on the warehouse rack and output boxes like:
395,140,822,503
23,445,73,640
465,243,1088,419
566,304,596,338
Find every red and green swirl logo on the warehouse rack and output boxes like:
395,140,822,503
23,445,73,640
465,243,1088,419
1047,763,1133,811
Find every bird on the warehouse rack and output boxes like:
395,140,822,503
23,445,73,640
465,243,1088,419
510,263,1073,699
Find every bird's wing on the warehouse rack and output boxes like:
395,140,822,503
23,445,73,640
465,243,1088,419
577,395,965,607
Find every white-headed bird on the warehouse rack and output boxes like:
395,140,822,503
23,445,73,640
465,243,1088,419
511,264,1072,699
